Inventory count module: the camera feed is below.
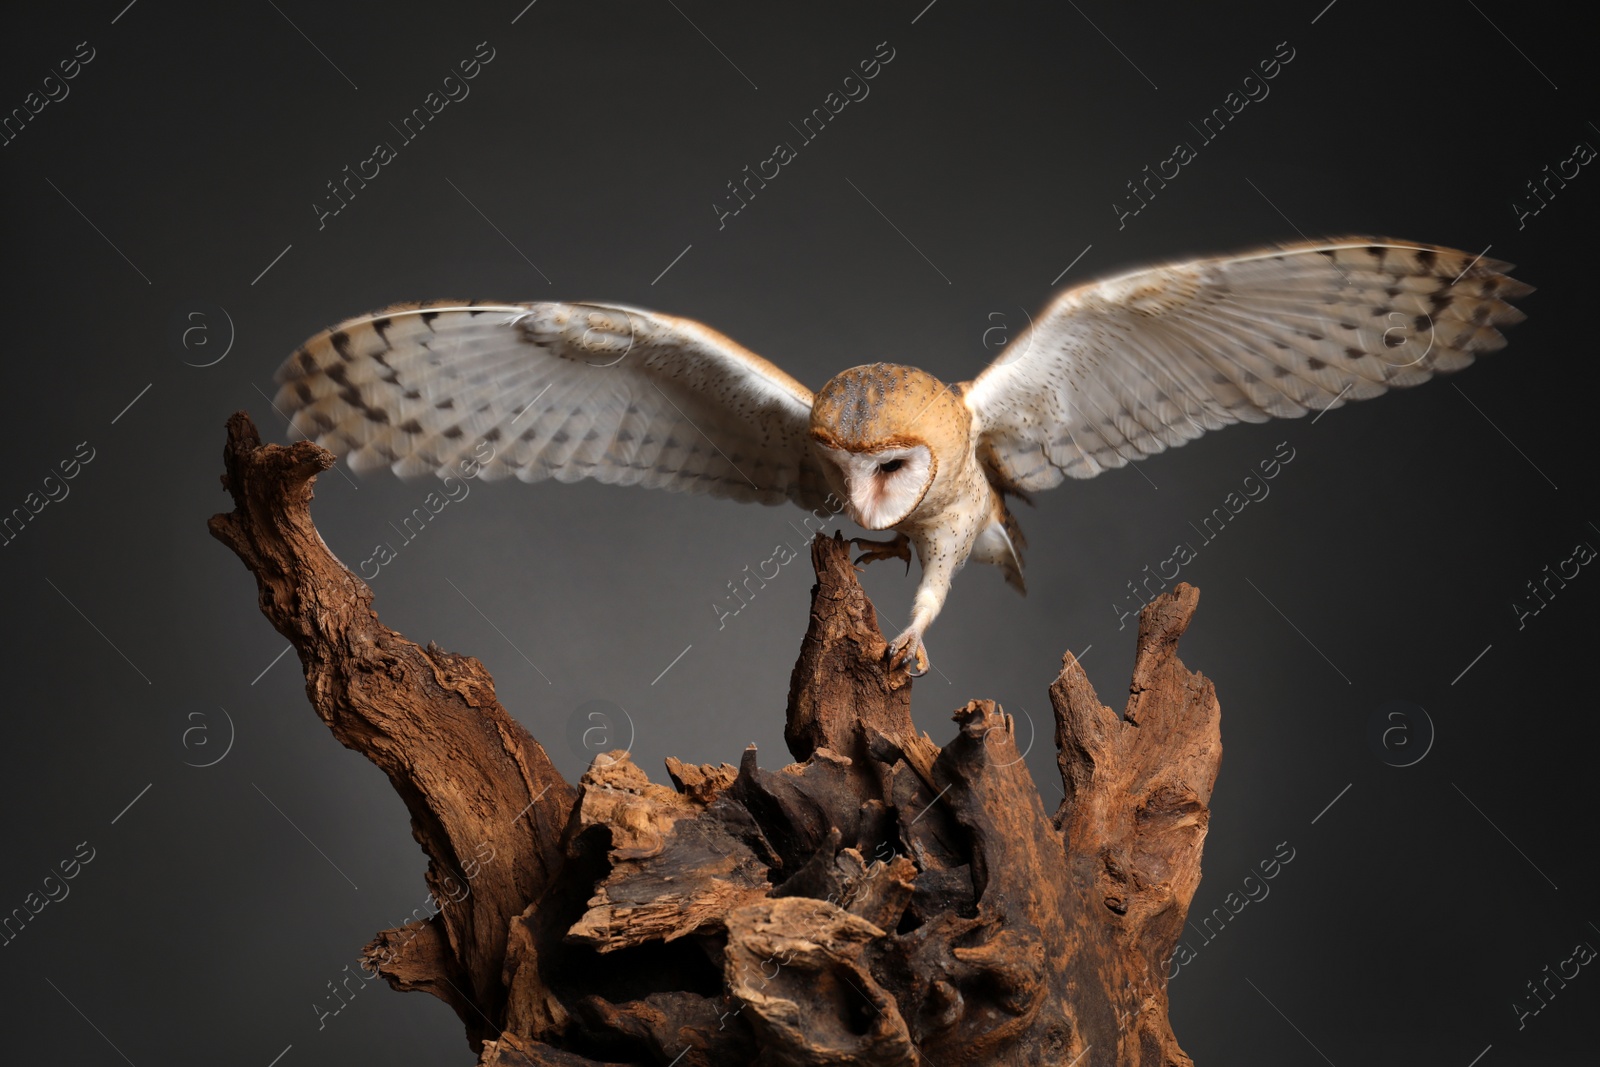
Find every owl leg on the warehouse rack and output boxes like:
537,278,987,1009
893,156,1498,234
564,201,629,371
850,532,913,573
886,554,953,677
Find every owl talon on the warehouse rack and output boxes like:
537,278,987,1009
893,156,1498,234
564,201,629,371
851,532,914,573
887,630,929,677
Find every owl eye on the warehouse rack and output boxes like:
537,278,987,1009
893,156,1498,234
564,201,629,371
878,459,904,474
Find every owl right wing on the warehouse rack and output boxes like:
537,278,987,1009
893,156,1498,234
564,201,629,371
274,300,834,509
960,238,1532,492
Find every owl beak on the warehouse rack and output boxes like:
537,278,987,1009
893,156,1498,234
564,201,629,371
845,471,901,531
826,466,877,529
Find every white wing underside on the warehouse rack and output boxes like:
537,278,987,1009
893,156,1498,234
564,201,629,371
274,300,833,509
962,239,1532,492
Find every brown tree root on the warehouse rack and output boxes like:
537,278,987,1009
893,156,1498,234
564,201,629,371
211,412,1222,1065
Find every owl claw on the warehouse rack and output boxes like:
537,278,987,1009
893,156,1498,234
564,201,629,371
887,630,929,677
851,532,913,574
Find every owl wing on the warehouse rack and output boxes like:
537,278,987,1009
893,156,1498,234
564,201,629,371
274,300,834,508
960,238,1532,492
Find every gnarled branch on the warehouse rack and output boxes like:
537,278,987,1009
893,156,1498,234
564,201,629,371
212,412,1221,1064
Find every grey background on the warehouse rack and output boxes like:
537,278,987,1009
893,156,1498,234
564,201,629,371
2,0,1595,1063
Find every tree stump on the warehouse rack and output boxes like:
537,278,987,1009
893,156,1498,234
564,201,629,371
210,411,1222,1065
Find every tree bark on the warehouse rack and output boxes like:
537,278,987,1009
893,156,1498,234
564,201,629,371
211,412,1222,1065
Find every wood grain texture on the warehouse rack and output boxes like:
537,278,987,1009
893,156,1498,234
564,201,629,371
212,414,1222,1064
209,412,575,1051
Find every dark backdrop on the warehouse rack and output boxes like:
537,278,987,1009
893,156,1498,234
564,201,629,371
3,1,1595,1063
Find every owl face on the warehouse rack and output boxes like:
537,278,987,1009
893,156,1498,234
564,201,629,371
815,443,935,529
808,363,970,530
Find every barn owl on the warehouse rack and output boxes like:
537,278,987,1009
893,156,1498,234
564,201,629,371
275,238,1529,675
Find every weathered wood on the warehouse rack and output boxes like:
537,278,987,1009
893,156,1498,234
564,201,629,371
213,416,1222,1065
1051,585,1221,1065
784,532,917,769
565,754,769,952
209,412,574,1051
726,896,915,1065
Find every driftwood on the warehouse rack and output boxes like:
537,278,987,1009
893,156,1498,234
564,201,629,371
211,411,1222,1065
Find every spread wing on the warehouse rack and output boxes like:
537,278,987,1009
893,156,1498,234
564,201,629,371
961,238,1532,492
274,300,832,508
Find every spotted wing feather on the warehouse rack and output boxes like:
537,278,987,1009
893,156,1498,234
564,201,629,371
961,238,1532,491
274,300,832,508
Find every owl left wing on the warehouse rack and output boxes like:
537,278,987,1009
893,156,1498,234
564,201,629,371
275,300,834,508
960,238,1532,492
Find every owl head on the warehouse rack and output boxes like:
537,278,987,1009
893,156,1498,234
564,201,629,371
809,363,969,530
